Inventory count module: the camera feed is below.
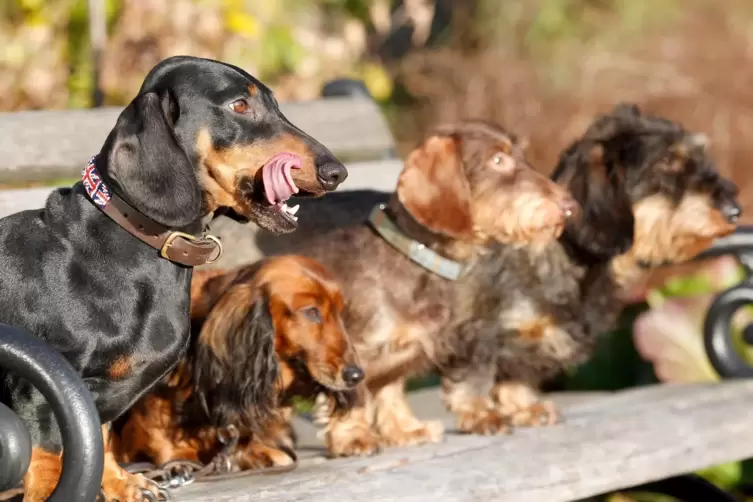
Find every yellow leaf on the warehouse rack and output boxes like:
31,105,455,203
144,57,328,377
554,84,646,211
225,11,260,38
20,0,45,11
361,63,392,101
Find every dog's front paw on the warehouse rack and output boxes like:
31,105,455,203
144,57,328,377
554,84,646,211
506,400,559,428
456,408,510,435
237,442,296,470
493,382,559,428
378,419,445,448
326,425,381,457
100,471,169,502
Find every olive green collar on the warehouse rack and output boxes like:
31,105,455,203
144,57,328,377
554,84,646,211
368,203,468,281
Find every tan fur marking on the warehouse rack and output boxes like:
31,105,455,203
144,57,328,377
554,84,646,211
23,448,61,502
501,301,577,359
108,356,132,380
195,128,321,217
518,316,554,341
611,193,737,290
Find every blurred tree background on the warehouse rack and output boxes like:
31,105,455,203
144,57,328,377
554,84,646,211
4,0,753,499
3,0,753,212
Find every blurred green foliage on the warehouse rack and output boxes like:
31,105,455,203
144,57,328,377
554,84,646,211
0,0,690,110
0,0,393,110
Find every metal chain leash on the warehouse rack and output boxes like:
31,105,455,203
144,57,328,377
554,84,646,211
116,425,300,501
5,423,300,502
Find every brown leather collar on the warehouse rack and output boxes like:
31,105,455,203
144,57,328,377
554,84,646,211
82,156,222,267
102,194,223,267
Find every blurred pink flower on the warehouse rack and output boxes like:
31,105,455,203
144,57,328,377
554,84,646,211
632,256,748,383
633,294,719,382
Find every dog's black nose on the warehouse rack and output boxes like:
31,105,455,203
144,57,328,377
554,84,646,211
722,202,742,224
317,162,348,191
341,365,364,387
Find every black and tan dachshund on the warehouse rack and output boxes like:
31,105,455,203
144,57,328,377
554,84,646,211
0,55,346,502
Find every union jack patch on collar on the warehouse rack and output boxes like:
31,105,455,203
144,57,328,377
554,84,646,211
81,156,112,209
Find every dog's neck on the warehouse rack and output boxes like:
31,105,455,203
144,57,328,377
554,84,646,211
559,235,647,301
384,196,478,261
80,156,221,267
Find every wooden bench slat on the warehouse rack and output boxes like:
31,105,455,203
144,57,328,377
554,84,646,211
173,381,753,502
0,98,396,179
0,159,403,221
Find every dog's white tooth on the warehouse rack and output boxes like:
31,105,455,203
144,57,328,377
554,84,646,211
292,215,298,221
288,204,300,215
281,202,290,213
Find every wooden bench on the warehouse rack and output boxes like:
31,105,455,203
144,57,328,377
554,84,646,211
1,89,752,502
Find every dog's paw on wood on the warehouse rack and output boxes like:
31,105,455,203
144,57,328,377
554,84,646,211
455,408,510,435
506,401,559,428
100,471,167,502
378,418,445,448
325,424,381,458
493,381,560,428
235,442,296,470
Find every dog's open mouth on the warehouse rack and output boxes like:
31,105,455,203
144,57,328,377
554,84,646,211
261,152,303,224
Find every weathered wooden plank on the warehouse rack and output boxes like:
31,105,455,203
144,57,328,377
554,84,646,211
0,97,396,181
172,381,753,502
291,387,611,455
0,159,403,223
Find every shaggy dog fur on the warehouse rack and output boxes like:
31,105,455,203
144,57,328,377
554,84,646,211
439,104,742,433
286,119,578,456
113,256,361,470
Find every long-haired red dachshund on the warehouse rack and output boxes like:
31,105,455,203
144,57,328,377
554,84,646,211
112,255,363,471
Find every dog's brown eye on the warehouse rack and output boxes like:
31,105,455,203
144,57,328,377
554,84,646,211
490,152,515,173
301,307,322,323
229,99,250,114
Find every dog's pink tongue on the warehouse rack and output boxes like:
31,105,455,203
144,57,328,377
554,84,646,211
261,153,302,206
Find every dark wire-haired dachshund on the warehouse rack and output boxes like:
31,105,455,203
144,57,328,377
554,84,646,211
113,256,362,470
0,56,347,501
440,104,741,433
283,120,578,456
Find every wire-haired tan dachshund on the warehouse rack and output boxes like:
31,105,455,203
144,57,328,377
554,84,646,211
112,256,362,471
440,104,741,434
0,56,347,501
282,119,578,456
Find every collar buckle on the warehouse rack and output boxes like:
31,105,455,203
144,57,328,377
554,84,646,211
160,231,197,260
203,235,224,265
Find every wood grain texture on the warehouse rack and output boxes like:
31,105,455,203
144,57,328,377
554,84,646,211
170,382,753,502
0,97,396,180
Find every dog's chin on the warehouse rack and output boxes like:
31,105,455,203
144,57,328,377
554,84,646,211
244,185,329,234
311,374,355,393
229,202,298,234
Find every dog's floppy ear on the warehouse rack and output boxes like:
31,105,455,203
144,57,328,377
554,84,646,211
396,135,474,239
193,283,279,433
101,89,202,228
554,141,635,261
